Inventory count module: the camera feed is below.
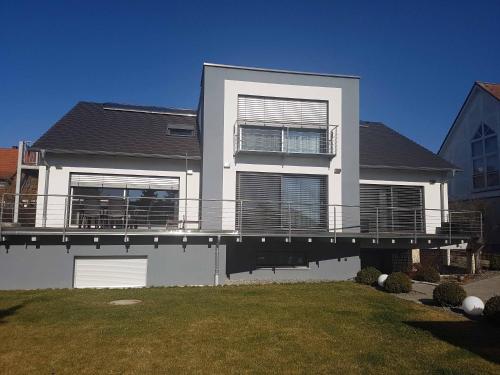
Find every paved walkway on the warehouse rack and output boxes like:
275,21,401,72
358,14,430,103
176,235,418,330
464,275,500,301
395,273,500,305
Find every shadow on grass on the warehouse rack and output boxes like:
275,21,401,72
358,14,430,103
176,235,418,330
0,304,25,324
405,320,500,364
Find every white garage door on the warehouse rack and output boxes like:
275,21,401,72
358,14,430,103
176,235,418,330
74,257,148,288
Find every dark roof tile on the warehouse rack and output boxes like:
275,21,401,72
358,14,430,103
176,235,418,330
33,102,200,158
360,121,457,171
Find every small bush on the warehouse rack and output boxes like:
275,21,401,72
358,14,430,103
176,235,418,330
483,296,500,325
355,267,382,285
414,264,440,283
490,255,500,270
433,282,466,306
384,272,412,293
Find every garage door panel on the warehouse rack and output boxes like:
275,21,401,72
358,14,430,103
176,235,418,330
74,257,147,288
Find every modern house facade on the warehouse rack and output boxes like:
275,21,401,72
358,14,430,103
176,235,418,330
0,64,482,290
439,82,500,249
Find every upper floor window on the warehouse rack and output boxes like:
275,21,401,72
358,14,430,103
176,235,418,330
472,123,499,189
236,95,335,156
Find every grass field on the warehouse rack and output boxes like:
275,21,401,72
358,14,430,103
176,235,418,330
0,282,499,374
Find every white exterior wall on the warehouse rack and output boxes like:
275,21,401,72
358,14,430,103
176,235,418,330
360,168,449,234
439,86,500,200
35,154,200,228
221,80,344,230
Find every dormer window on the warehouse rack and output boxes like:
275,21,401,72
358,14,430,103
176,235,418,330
167,125,194,137
472,123,499,189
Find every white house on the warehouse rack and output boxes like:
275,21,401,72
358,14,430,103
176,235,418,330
0,63,480,290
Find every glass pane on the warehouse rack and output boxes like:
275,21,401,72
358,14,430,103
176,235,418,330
283,176,325,229
473,158,484,174
471,141,482,157
287,129,325,153
484,124,495,136
486,155,499,172
473,126,483,140
485,136,498,154
473,174,485,189
487,172,500,187
71,187,125,226
127,189,179,227
241,126,282,152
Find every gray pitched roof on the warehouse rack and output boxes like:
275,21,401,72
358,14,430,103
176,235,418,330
360,121,457,171
33,102,200,159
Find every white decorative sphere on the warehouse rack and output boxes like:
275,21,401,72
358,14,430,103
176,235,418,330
378,274,388,287
462,296,484,316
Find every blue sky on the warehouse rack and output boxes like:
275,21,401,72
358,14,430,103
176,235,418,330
1,0,499,152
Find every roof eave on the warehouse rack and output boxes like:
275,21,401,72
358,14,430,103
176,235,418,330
203,62,361,80
360,164,462,172
30,148,201,161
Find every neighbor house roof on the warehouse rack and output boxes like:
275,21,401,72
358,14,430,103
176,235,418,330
477,82,500,101
0,148,18,180
438,81,500,154
33,102,200,159
360,121,457,171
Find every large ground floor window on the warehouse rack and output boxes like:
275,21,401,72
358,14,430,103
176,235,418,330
69,174,179,228
360,184,425,233
236,172,328,232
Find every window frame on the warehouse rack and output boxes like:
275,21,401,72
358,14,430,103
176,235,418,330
471,123,499,191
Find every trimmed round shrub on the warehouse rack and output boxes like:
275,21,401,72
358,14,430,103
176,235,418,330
490,255,500,270
483,296,500,325
355,267,382,285
414,264,440,283
433,282,466,306
384,272,412,293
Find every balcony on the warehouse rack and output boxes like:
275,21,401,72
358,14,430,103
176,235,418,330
0,193,482,246
20,141,40,167
233,120,338,158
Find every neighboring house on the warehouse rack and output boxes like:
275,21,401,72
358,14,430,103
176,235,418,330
0,148,18,196
0,63,479,290
439,82,500,249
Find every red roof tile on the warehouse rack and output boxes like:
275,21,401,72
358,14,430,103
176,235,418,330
477,82,500,101
0,148,18,180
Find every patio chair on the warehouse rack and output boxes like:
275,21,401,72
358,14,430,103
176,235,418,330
106,199,126,229
81,199,102,229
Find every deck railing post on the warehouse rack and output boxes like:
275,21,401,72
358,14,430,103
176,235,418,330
448,211,452,245
124,197,130,241
479,211,483,241
62,196,68,242
288,202,292,241
239,200,243,242
375,207,379,244
333,205,337,244
0,194,4,239
413,208,417,245
42,194,48,228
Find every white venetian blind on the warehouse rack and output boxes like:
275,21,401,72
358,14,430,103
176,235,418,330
237,95,328,125
70,173,179,190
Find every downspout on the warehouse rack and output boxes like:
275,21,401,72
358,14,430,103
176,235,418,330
440,181,445,223
214,235,220,286
41,150,50,227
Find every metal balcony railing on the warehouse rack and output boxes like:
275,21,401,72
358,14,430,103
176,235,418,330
20,141,40,166
233,120,338,157
0,193,483,243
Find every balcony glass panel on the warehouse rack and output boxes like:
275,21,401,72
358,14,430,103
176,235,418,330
287,128,325,154
240,126,282,152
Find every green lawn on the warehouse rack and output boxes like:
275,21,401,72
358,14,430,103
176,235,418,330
0,282,499,374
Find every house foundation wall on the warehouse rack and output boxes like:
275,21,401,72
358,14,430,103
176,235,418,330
0,237,362,290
